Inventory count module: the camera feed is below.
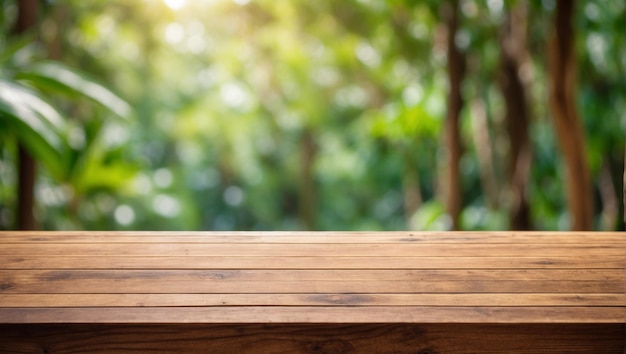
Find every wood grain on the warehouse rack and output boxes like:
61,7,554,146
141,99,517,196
0,231,624,352
4,269,622,281
1,270,622,293
3,255,624,269
1,323,623,354
2,293,623,307
1,243,623,256
0,306,624,323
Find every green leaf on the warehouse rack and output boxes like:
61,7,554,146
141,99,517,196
0,80,67,178
73,145,138,195
64,120,137,196
409,201,450,231
0,36,38,69
15,61,131,118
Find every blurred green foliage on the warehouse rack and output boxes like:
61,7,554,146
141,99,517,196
0,0,624,231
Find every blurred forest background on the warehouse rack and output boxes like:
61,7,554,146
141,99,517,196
0,0,624,231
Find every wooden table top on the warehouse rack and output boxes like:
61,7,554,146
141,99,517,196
0,231,624,324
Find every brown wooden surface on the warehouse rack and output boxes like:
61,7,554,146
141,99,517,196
0,231,624,352
0,231,624,324
2,293,623,307
0,324,624,354
0,306,624,324
4,255,624,269
1,243,623,256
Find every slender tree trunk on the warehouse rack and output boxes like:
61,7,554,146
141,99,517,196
443,0,465,230
470,98,499,209
402,151,422,226
598,160,617,230
500,2,532,230
623,8,626,228
14,0,37,31
45,4,66,61
548,0,593,230
298,128,316,230
16,146,36,230
623,148,626,225
14,0,39,230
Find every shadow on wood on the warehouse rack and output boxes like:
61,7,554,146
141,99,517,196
1,323,624,354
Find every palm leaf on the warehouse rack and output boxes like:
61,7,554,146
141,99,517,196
0,80,67,178
15,61,131,118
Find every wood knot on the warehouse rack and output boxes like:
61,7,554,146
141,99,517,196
307,294,370,305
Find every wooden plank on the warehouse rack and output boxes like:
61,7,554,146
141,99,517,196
2,278,621,294
1,323,623,354
1,232,623,329
2,270,622,294
0,306,623,323
1,243,623,256
2,269,621,282
1,231,624,244
1,293,624,308
2,255,623,269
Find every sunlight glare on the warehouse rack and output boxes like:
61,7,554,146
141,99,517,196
164,0,186,10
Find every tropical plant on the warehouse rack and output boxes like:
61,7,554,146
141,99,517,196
0,34,132,229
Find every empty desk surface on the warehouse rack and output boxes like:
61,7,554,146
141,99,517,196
1,231,624,353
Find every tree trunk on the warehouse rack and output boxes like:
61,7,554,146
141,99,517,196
619,6,625,229
14,0,39,230
298,128,316,230
598,160,617,230
500,2,532,230
622,147,625,226
16,146,36,230
402,151,422,226
443,0,465,230
469,98,499,210
548,0,593,230
45,4,66,61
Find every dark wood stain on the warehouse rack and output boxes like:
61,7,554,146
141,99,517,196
306,294,373,305
0,324,622,354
